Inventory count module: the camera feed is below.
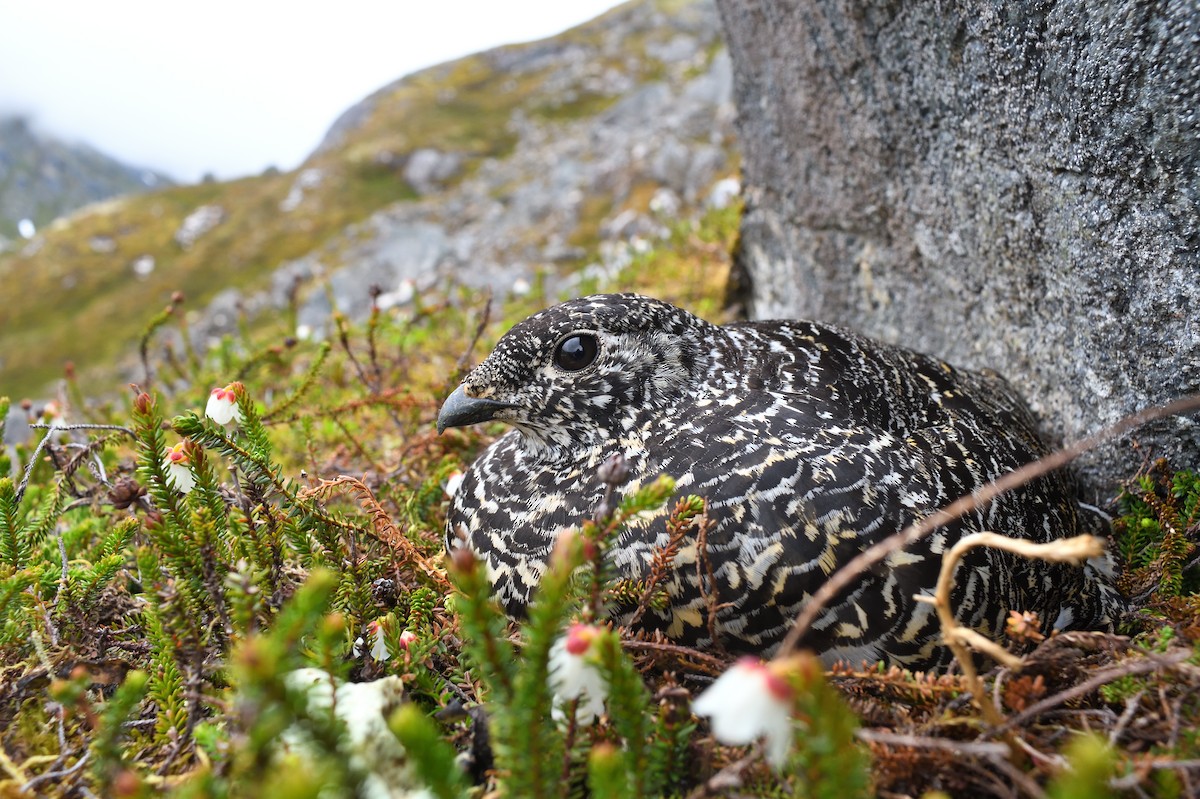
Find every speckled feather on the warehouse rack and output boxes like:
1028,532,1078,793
442,294,1122,668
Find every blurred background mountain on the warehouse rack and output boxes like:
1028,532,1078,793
0,115,172,245
0,0,737,400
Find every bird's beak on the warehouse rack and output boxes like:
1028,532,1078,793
437,385,514,434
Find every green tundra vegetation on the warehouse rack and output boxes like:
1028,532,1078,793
2,201,1199,798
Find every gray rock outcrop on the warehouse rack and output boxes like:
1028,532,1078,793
715,0,1200,493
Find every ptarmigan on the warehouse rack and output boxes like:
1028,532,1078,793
438,293,1121,668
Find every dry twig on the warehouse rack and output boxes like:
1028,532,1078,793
621,638,729,672
984,648,1193,739
627,497,704,628
453,293,492,384
856,728,1010,757
913,532,1105,726
299,475,452,591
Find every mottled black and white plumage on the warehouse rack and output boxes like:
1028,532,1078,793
439,294,1121,668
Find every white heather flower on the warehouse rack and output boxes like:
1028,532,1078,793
205,383,243,426
444,470,464,498
368,621,391,662
163,442,196,495
353,621,419,663
548,623,608,724
692,656,795,769
283,669,434,799
41,400,66,429
353,620,393,662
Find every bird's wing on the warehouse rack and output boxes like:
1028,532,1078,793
639,394,1085,661
725,321,1044,445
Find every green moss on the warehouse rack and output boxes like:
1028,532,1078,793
569,194,617,251
530,92,619,121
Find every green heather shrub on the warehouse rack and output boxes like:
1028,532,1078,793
0,264,875,798
0,210,1195,797
1114,460,1200,600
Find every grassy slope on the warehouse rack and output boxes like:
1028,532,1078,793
0,1,674,400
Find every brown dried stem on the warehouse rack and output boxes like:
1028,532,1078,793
299,475,452,591
856,728,1010,757
695,511,728,653
627,497,705,627
621,638,730,671
984,648,1194,739
913,531,1105,727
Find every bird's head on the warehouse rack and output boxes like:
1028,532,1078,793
438,294,717,458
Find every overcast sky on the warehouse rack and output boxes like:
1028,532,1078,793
0,1,624,183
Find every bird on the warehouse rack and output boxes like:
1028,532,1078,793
437,293,1122,668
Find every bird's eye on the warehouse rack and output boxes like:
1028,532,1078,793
553,333,599,372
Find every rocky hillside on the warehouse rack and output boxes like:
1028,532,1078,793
0,115,171,246
0,0,737,400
